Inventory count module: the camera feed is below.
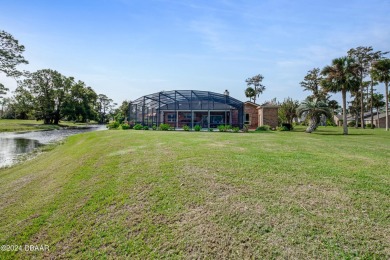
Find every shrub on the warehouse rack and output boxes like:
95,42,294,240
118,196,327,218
348,121,355,127
232,127,240,133
277,126,289,131
183,125,190,131
366,123,375,128
194,125,201,131
218,125,226,132
159,123,170,131
120,123,130,130
256,125,270,131
281,123,293,131
242,124,249,133
133,123,143,130
107,121,120,129
208,128,214,132
143,125,149,130
152,125,157,130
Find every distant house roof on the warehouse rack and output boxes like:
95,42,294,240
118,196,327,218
259,101,280,108
376,112,390,119
244,101,260,107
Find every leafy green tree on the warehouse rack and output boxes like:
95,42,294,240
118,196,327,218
278,97,299,125
297,98,333,133
347,46,386,128
62,81,98,122
0,83,9,98
96,94,114,123
0,30,28,78
300,68,328,101
13,86,35,119
321,57,360,135
371,58,390,131
19,69,71,124
245,74,265,104
328,100,340,114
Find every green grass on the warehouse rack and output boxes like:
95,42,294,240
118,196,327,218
0,119,96,132
0,126,389,258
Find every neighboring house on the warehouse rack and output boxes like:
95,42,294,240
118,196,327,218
370,112,390,128
335,111,389,128
333,114,343,126
128,90,279,129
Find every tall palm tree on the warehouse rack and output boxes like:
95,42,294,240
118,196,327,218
321,57,359,135
297,98,333,133
371,59,390,131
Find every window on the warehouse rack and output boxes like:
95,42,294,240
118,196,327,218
244,113,251,125
167,113,176,122
183,113,192,119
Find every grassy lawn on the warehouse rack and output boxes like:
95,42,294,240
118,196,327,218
0,127,389,258
0,119,96,132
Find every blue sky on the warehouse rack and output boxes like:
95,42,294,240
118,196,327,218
1,0,390,105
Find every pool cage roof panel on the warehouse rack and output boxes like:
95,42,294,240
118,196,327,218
131,90,244,110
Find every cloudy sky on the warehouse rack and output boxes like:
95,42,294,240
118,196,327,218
1,0,390,105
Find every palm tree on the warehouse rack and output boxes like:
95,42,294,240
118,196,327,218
245,87,255,102
321,57,359,135
297,98,333,133
371,59,390,131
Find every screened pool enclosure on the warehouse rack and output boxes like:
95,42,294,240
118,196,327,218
128,90,244,129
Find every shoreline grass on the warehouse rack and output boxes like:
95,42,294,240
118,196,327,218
0,127,389,258
0,119,97,133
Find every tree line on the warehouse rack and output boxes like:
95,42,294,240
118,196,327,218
248,46,390,135
0,29,115,124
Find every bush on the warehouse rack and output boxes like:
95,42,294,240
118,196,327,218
143,125,149,130
281,123,293,131
256,125,270,131
348,121,355,127
366,123,375,128
159,123,170,131
183,125,190,131
107,121,120,129
194,125,201,131
120,123,130,130
208,128,214,132
232,127,240,133
152,125,157,130
277,126,289,131
242,124,249,133
133,123,143,130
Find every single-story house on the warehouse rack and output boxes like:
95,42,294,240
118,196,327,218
128,90,279,129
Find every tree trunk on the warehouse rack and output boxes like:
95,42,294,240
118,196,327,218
342,89,348,135
377,108,380,128
370,79,374,128
360,77,364,129
305,117,317,133
385,81,389,131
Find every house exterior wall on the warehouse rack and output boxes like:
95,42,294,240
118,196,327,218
244,103,259,129
377,114,390,128
258,107,279,129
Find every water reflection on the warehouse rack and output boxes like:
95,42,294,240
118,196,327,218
0,125,106,168
0,138,41,167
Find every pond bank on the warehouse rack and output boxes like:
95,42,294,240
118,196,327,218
0,125,106,168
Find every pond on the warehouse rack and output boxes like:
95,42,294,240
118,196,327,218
0,125,106,168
